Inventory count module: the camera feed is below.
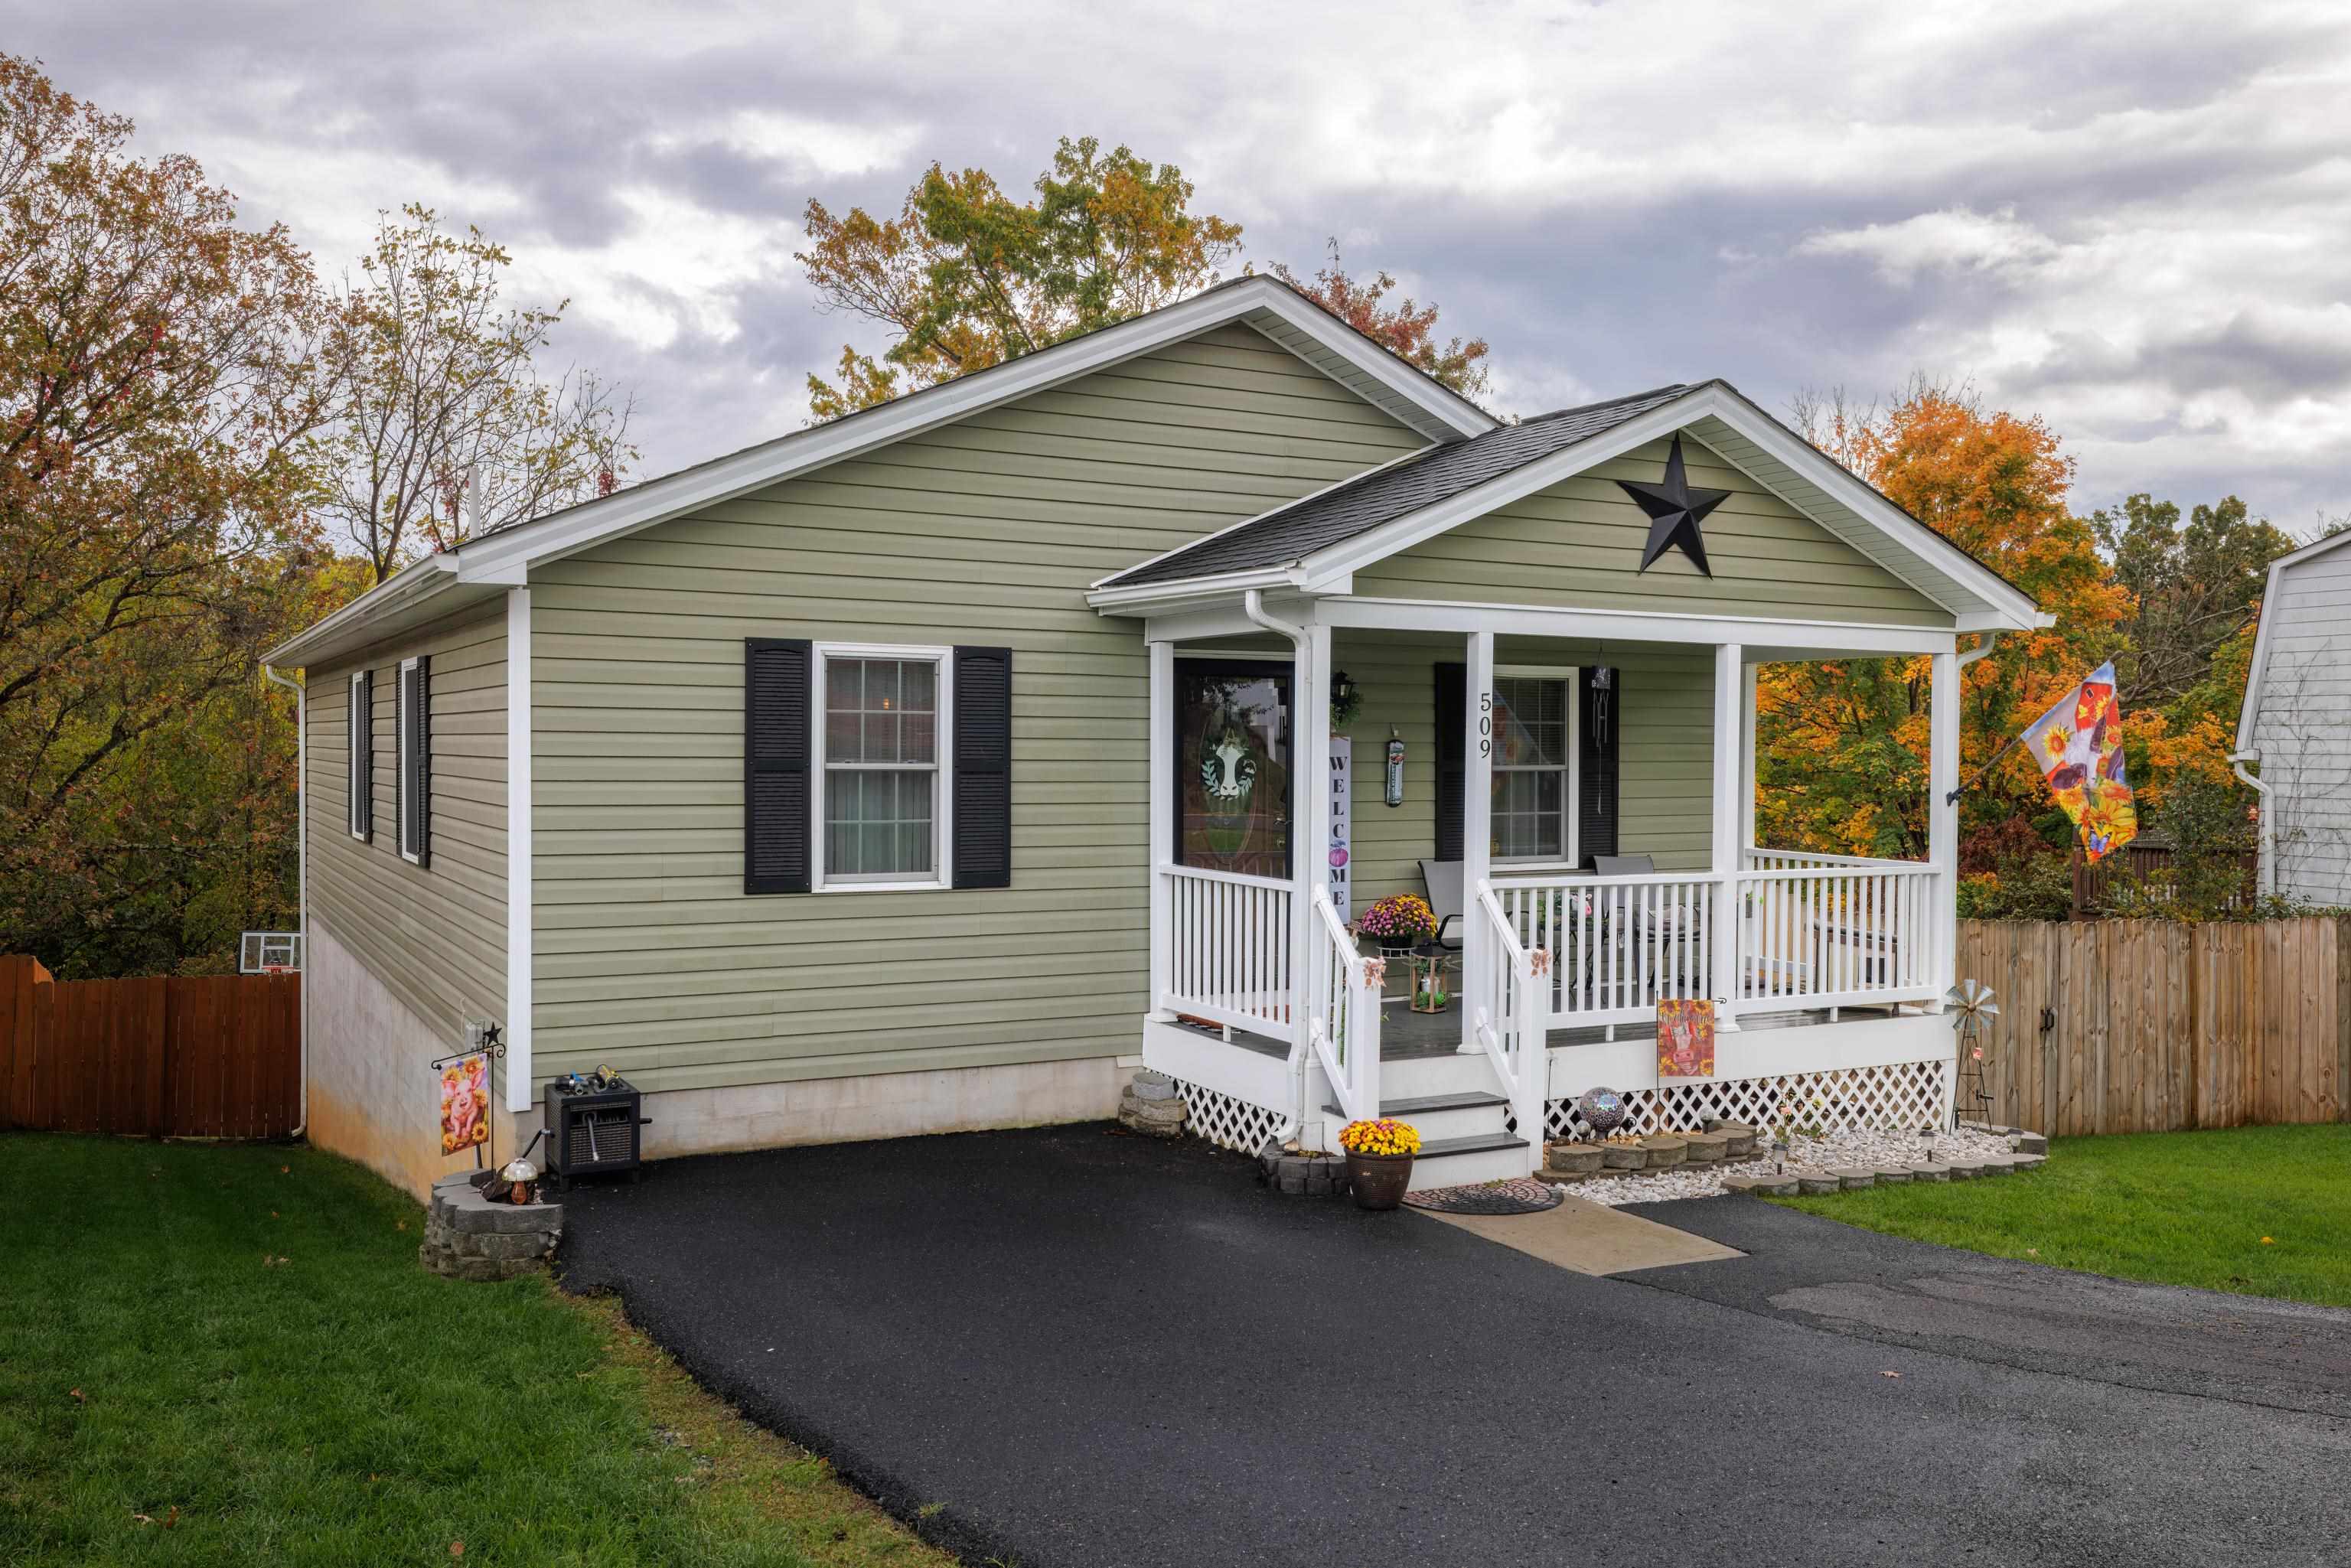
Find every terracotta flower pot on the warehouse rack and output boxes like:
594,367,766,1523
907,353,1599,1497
1345,1152,1414,1211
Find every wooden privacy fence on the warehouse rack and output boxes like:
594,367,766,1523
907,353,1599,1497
1,955,301,1138
1957,918,2348,1136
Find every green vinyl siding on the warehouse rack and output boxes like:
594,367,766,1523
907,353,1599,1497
1352,435,1952,627
1334,633,1715,914
306,605,507,1043
528,321,1425,1096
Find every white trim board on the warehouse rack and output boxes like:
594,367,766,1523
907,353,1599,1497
265,278,1492,670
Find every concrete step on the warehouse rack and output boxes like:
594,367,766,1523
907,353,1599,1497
1378,1051,1504,1101
1407,1132,1537,1191
1322,1091,1510,1144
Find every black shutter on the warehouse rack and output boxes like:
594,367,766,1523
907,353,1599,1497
409,656,432,867
1434,662,1466,863
744,639,813,895
1580,667,1619,865
353,671,373,843
951,646,1012,889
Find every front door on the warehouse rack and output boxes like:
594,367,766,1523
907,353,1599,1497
1172,660,1293,880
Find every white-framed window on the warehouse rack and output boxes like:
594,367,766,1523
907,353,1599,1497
347,669,372,841
1492,666,1579,865
813,642,952,891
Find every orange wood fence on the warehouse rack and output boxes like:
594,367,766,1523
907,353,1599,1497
1,955,301,1138
1956,918,2349,1135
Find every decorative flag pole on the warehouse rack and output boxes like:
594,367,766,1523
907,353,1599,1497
2019,662,2138,862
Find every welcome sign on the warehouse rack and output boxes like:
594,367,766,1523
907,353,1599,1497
1328,737,1352,921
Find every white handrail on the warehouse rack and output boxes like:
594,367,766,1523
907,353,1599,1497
1159,863,1296,1045
1472,881,1544,1155
1736,859,1940,1009
1309,888,1380,1123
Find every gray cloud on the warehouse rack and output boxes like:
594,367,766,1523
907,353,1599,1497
18,0,2351,530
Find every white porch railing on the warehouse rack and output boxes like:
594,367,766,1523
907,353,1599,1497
1493,872,1720,1030
1159,864,1294,1045
1308,888,1380,1122
1736,859,1938,1009
1471,882,1546,1149
1491,854,1942,1028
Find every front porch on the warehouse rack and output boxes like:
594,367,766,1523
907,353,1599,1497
1122,599,1968,1187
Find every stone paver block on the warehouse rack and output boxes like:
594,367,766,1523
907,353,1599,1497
1599,1143,1648,1171
1830,1167,1877,1190
1943,1159,1984,1180
1795,1172,1843,1195
1909,1164,1951,1182
1544,1142,1605,1175
2015,1132,2049,1155
1872,1166,1914,1185
1716,1126,1759,1159
2011,1153,2048,1171
1639,1135,1687,1169
1681,1132,1730,1165
1722,1172,1799,1197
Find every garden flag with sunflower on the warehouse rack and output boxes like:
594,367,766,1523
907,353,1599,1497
2020,662,2137,862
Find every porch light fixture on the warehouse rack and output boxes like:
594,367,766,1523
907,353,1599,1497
1329,669,1361,731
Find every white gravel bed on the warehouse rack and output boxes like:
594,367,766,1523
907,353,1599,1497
1564,1125,2023,1207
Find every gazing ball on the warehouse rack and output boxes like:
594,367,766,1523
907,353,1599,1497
1576,1087,1627,1139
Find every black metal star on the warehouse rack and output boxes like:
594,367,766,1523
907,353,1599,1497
1616,433,1730,577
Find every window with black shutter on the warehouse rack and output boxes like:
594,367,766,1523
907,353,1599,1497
744,638,813,895
347,669,373,842
398,655,432,866
951,647,1012,889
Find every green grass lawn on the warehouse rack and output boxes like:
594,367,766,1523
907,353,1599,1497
1778,1123,2351,1309
0,1133,951,1567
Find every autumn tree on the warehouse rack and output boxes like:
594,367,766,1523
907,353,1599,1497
2093,493,2292,708
313,205,635,581
1761,381,2126,862
0,54,343,971
1271,241,1490,400
797,137,1244,419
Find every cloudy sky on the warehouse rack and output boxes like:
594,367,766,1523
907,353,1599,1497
22,0,2351,530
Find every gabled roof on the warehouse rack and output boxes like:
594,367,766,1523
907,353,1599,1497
1090,378,2045,632
265,275,1496,668
2235,526,2351,754
1101,384,1691,588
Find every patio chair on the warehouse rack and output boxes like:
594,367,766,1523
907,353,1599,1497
1417,859,1466,952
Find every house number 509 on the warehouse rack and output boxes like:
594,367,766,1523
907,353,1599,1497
1478,689,1493,758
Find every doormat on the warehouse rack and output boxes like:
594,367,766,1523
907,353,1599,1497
1402,1178,1564,1215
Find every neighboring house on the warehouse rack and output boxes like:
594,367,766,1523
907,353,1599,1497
2235,530,2351,907
265,275,2046,1198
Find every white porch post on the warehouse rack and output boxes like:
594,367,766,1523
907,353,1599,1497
1295,621,1332,1047
1146,639,1175,1021
1462,631,1495,1051
1710,642,1745,1031
1739,660,1759,859
1929,647,1961,1006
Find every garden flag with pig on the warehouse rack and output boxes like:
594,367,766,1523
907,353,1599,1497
2021,662,2137,862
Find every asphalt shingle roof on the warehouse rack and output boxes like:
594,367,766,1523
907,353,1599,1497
1104,382,1697,588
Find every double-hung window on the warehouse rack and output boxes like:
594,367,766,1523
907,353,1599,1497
817,645,950,888
1491,670,1578,865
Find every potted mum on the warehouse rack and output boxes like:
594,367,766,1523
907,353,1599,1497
1339,1117,1420,1210
1357,893,1436,958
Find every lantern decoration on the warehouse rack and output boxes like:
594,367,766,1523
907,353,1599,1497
1575,1086,1628,1141
1771,1137,1792,1175
1329,670,1362,731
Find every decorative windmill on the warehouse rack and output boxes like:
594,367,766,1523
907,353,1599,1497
1947,979,1999,1129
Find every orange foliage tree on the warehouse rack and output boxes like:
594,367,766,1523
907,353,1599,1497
1758,382,2136,865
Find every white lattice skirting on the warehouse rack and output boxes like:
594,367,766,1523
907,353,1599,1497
1170,1078,1289,1155
1547,1059,1953,1141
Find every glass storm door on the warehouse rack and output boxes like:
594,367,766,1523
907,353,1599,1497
1174,660,1293,880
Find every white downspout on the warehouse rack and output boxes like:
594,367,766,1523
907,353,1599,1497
2229,751,2275,899
1243,588,1309,1146
1955,631,1999,676
262,663,307,1136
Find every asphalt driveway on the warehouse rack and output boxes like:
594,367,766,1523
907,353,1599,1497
559,1125,2351,1568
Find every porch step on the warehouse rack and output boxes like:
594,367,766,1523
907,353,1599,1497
1322,1091,1511,1144
1407,1132,1537,1191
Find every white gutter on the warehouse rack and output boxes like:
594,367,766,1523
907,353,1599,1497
1955,631,1999,673
262,663,307,1136
2229,751,2276,899
1241,587,1309,1148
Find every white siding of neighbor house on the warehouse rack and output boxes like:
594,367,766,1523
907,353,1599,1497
2249,546,2351,906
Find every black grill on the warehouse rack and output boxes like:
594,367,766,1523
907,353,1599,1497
543,1077,647,1186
